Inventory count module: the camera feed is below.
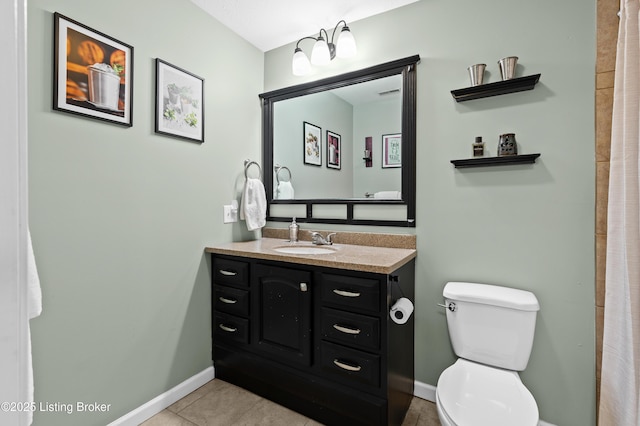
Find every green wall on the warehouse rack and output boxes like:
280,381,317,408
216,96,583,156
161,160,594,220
265,1,596,425
27,0,263,424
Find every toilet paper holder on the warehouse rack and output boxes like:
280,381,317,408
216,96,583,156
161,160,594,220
437,301,457,312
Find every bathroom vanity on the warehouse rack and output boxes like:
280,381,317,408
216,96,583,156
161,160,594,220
205,235,416,426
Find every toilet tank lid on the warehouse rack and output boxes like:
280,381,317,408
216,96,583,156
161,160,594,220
444,282,540,311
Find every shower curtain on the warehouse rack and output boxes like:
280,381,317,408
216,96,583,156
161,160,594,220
599,0,640,424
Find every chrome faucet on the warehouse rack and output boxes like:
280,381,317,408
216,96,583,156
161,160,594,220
311,232,336,245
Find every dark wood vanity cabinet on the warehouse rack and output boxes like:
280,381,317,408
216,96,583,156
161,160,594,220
211,254,415,426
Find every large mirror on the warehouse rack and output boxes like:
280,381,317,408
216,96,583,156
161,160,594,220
259,55,419,227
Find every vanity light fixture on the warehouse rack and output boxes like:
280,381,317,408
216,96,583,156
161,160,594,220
292,20,357,76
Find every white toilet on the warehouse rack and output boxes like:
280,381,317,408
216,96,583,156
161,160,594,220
436,282,540,426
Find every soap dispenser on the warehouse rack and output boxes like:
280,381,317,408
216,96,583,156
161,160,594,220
289,217,299,242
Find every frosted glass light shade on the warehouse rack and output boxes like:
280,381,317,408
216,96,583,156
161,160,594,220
311,38,331,66
292,48,311,76
336,28,357,58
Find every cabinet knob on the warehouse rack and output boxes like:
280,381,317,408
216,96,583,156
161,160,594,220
333,359,362,372
300,282,308,292
333,324,361,335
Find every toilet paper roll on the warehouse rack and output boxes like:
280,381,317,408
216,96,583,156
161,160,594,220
390,297,414,325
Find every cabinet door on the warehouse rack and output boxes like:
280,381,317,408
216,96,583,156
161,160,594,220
253,264,312,366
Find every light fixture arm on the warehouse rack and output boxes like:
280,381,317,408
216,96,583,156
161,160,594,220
295,36,319,50
330,20,348,45
291,20,356,76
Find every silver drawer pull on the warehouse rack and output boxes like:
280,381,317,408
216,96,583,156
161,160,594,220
219,269,237,276
333,289,361,298
333,359,362,372
219,324,237,333
333,324,361,335
219,296,237,304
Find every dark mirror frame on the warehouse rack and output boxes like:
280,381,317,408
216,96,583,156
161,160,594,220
259,55,420,227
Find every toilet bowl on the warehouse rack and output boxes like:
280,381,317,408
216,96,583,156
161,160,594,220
436,359,538,426
436,282,540,426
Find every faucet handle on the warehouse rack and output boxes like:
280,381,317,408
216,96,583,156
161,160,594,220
326,233,337,244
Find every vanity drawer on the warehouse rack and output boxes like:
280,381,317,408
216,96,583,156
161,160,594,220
321,274,381,314
213,258,249,288
213,312,249,345
214,285,249,317
320,341,380,389
321,307,380,351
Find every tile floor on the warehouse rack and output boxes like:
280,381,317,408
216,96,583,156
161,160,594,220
141,379,440,426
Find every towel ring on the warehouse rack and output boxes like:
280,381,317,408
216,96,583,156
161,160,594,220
244,160,262,179
275,164,292,184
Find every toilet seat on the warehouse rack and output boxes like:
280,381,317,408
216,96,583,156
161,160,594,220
436,359,538,426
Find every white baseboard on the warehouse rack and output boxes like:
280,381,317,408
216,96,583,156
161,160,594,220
106,366,215,426
413,379,437,402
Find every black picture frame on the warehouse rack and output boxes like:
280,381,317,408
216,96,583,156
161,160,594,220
155,59,205,143
53,12,133,127
326,131,341,170
303,121,321,166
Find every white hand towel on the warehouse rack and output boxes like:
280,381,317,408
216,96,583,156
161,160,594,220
240,178,267,231
276,181,295,200
27,229,42,426
374,190,402,199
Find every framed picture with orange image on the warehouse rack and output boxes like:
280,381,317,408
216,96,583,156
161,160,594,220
53,12,133,126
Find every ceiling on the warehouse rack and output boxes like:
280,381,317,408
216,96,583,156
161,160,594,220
190,0,419,52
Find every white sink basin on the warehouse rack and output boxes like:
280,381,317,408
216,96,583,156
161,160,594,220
273,245,337,255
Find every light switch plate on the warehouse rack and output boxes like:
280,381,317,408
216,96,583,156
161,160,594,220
223,205,237,223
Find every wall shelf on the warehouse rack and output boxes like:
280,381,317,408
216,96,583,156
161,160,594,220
451,153,541,168
450,74,541,102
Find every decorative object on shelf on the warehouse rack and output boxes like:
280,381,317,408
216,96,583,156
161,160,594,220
467,64,486,86
303,121,322,166
450,153,540,168
363,136,373,167
326,131,341,170
291,20,357,76
473,136,485,157
155,59,205,143
53,12,133,127
382,133,402,168
450,74,541,102
497,133,518,156
498,56,519,80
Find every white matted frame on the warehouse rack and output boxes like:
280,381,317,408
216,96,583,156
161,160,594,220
382,133,402,168
155,59,205,143
53,12,133,126
326,130,341,170
303,121,321,166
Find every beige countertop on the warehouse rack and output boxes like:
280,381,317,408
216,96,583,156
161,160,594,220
205,237,416,274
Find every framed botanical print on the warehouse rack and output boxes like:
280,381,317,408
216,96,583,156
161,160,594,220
155,59,205,143
382,133,402,168
303,121,321,166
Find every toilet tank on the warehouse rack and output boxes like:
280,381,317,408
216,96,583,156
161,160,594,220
443,282,540,371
